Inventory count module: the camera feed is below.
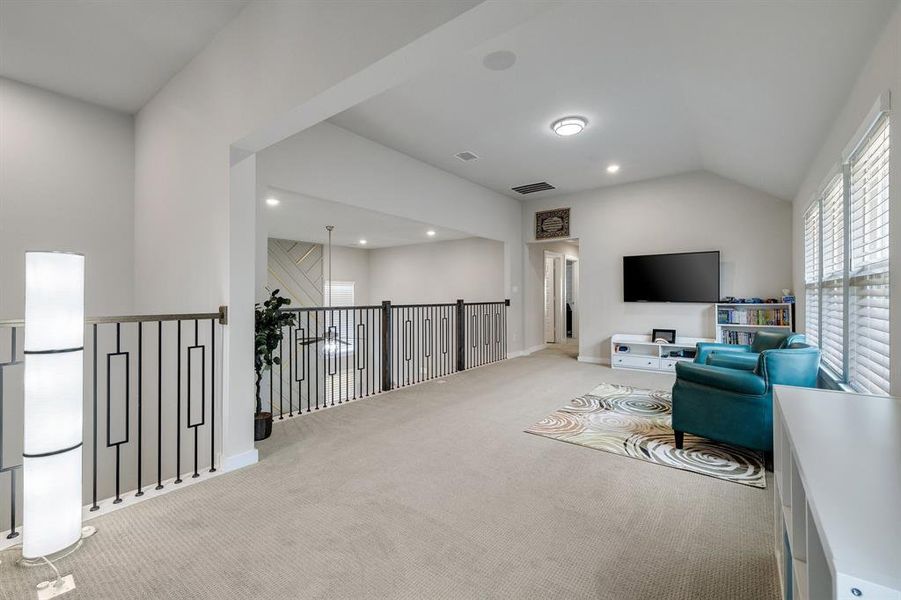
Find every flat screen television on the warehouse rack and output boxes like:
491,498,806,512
623,251,720,303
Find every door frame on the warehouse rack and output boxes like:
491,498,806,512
544,250,565,343
564,254,579,340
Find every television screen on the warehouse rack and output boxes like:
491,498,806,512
623,251,720,303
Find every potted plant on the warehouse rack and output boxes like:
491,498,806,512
254,289,296,441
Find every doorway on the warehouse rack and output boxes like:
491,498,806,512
544,251,564,343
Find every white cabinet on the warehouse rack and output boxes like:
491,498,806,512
774,386,901,600
610,334,712,374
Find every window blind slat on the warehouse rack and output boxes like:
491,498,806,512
803,201,821,348
848,113,890,395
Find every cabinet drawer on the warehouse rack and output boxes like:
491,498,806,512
613,355,660,370
661,358,678,371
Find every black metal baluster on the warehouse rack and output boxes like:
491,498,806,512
338,308,344,404
156,321,163,490
112,323,123,503
269,341,274,416
192,320,199,478
506,299,510,358
7,469,17,539
278,326,284,419
288,323,294,417
0,327,21,539
136,322,144,496
91,323,99,510
306,311,311,412
316,310,321,410
210,317,216,472
175,320,182,484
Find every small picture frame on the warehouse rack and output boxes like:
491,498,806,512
652,328,676,344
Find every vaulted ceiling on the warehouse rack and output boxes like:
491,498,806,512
331,0,898,200
0,0,248,112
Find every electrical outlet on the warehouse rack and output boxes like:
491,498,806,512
36,575,76,599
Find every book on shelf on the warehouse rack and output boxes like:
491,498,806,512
721,330,757,345
716,306,791,326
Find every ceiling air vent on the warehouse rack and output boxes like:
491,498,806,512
455,151,479,162
511,181,555,195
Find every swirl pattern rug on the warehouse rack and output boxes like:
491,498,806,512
525,382,765,488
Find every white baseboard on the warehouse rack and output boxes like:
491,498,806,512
221,448,259,473
524,344,548,355
0,466,226,551
578,355,609,365
509,344,547,358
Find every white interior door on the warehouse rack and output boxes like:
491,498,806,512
544,255,556,343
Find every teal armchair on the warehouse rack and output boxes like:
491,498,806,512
695,331,806,371
672,343,820,453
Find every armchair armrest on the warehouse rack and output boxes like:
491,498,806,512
675,362,767,395
694,342,751,364
706,351,759,370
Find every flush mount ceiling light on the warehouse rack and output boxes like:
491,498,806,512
552,116,587,137
265,197,279,206
606,164,620,174
426,230,436,237
359,239,367,245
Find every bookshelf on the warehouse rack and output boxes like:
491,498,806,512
715,302,794,345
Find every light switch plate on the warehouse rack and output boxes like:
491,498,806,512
36,575,76,600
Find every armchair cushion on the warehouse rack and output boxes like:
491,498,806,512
675,362,767,396
694,342,751,364
749,330,792,353
757,345,820,388
706,351,758,370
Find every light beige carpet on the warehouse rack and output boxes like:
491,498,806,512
0,346,778,599
526,382,766,488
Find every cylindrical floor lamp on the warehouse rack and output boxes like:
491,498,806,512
22,251,84,560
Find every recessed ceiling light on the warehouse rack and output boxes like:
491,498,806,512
552,116,587,137
265,197,279,206
359,239,367,245
426,230,436,237
606,164,620,174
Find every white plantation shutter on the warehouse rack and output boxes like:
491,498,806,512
804,202,821,348
848,115,890,394
819,175,845,376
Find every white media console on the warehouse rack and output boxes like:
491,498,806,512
610,333,713,373
774,386,900,600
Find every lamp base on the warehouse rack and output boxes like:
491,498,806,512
17,526,97,567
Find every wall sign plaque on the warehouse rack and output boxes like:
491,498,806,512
535,207,570,239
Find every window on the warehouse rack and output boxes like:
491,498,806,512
819,174,845,376
324,280,355,352
804,201,820,348
324,280,355,402
848,115,890,394
803,109,890,395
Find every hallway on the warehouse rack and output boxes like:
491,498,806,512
0,350,776,599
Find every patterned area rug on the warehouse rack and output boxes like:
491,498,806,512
526,382,765,488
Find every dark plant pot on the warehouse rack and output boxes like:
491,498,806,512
254,412,273,441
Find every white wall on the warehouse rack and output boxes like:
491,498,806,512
257,121,524,351
368,238,504,304
523,171,793,362
133,1,487,468
330,245,370,306
791,3,901,395
0,77,134,318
